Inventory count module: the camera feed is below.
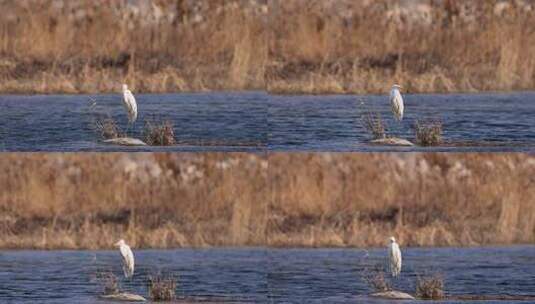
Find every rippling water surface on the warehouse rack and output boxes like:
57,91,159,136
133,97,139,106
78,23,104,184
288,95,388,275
269,92,535,152
0,248,267,303
0,92,267,152
1,247,533,303
2,92,535,151
267,246,535,303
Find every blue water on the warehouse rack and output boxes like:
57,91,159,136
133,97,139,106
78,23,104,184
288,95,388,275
267,246,535,303
1,247,534,303
0,92,268,152
1,91,535,151
269,92,535,152
0,248,267,303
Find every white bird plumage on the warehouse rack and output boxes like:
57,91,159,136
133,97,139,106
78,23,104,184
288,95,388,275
388,236,402,277
115,239,135,279
122,84,138,124
389,84,404,121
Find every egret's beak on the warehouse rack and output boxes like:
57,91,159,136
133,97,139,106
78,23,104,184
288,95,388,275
114,241,121,247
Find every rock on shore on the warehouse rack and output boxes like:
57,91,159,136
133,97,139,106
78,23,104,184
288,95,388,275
370,290,415,300
369,137,415,146
103,137,147,146
99,292,146,302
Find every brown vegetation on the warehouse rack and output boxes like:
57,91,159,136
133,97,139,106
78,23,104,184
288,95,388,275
414,119,443,146
1,153,534,249
416,274,445,300
361,110,386,140
0,0,267,93
268,153,535,247
362,265,391,292
148,275,177,301
144,120,176,146
267,0,535,94
0,153,267,249
96,272,121,295
93,116,123,140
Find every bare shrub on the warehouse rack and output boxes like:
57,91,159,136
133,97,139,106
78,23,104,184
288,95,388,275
93,117,122,140
416,274,445,300
362,110,386,139
144,120,176,146
362,265,391,292
148,275,177,301
415,119,443,146
96,271,120,295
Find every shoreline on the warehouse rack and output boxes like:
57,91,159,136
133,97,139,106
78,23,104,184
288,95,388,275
1,87,535,96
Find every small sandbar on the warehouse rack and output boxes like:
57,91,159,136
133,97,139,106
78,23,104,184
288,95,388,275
369,137,415,146
99,292,146,302
103,137,147,146
370,290,415,300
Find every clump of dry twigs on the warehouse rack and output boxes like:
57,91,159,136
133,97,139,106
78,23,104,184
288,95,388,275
362,110,387,139
148,275,177,301
144,120,176,146
414,119,443,146
93,116,123,140
96,271,120,295
362,264,391,292
416,273,445,300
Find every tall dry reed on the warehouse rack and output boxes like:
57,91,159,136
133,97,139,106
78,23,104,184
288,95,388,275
0,0,267,93
0,153,268,249
268,153,535,247
267,0,535,94
1,153,533,249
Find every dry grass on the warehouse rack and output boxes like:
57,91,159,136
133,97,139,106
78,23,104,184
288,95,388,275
414,119,442,146
268,153,535,247
0,153,267,249
148,275,177,301
362,265,391,292
144,120,176,146
96,271,121,295
361,110,386,140
93,116,123,140
268,1,535,94
1,153,534,249
416,274,445,300
0,1,267,93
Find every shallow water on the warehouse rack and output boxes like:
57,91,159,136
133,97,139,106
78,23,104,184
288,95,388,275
0,248,267,303
269,92,535,152
1,247,533,303
0,92,267,152
267,246,535,303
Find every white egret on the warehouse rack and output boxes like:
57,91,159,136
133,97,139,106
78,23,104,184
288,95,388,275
389,84,404,121
115,239,135,279
122,84,138,135
388,236,402,277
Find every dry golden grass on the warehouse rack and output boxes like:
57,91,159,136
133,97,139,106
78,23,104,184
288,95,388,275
0,153,268,249
0,1,267,93
414,119,443,146
143,120,176,146
267,1,535,94
148,275,177,301
268,153,535,247
1,153,534,249
416,274,445,300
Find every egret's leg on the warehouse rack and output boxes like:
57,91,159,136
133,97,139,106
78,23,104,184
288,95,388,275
131,121,136,138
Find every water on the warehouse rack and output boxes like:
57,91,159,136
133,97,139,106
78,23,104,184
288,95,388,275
267,246,535,303
0,92,268,152
269,92,535,152
1,247,533,303
2,91,535,151
0,248,267,303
